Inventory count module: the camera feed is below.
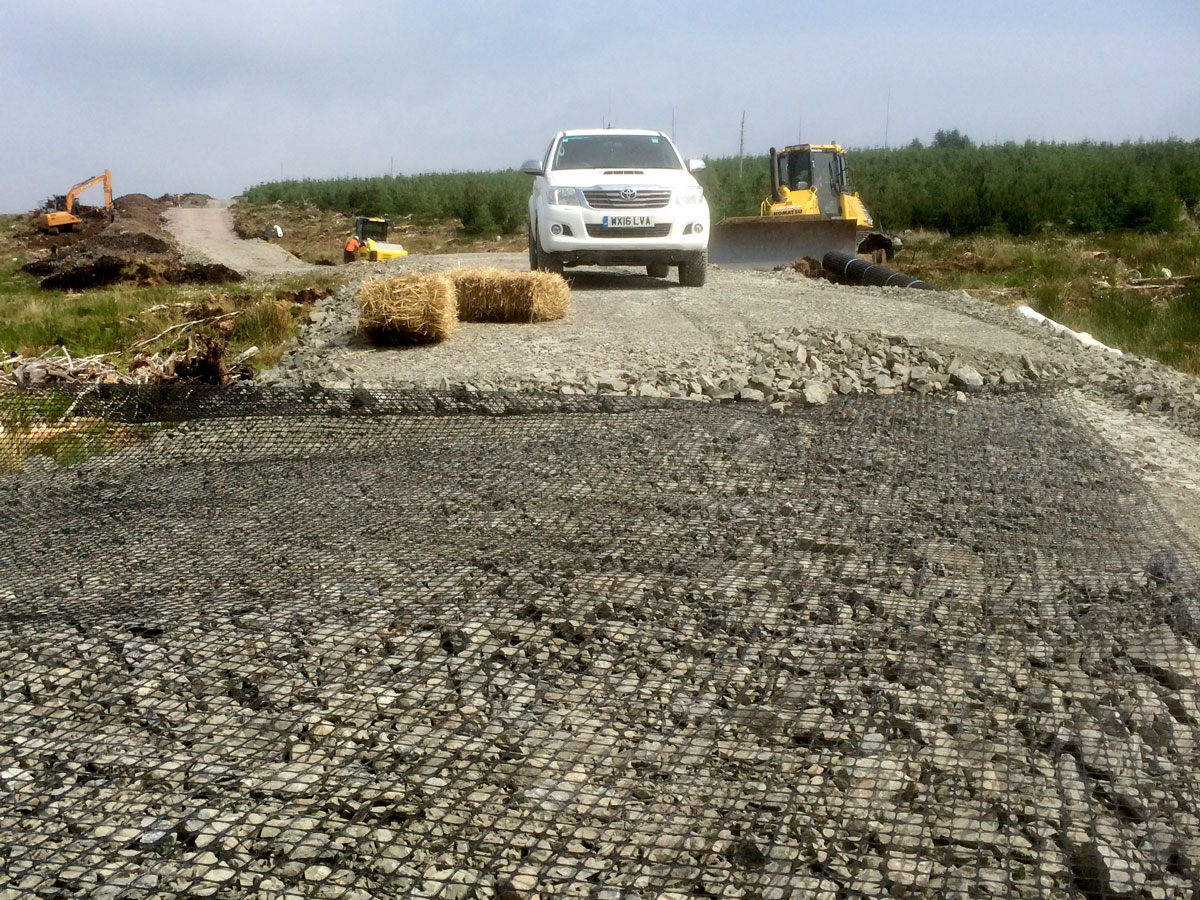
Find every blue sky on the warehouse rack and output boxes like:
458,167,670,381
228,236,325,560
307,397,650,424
1,0,1197,212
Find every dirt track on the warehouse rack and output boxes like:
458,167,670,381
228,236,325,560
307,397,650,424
163,198,311,277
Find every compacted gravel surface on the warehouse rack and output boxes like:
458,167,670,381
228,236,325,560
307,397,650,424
4,234,1200,899
269,254,1055,392
267,252,1200,541
163,200,312,278
2,389,1200,900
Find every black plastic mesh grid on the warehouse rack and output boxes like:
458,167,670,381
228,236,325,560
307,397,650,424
1,385,1198,900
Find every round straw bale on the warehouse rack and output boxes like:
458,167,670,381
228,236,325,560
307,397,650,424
451,268,570,323
358,274,458,344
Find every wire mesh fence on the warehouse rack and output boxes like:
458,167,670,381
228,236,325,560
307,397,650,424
1,385,1198,899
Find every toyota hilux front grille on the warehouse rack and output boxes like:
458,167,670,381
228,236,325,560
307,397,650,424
583,189,671,209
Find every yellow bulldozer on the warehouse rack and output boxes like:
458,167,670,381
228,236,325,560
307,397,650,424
39,169,113,234
343,216,409,263
709,144,894,268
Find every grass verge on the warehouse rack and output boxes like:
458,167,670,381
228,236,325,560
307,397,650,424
1,214,347,373
898,229,1200,373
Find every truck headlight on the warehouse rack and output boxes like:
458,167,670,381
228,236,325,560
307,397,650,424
675,187,704,206
548,188,580,206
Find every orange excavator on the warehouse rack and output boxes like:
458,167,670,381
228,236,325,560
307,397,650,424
40,169,113,233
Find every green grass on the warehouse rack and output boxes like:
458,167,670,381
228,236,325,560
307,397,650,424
1,213,349,470
1,276,183,358
0,216,346,370
1084,282,1200,372
899,229,1200,373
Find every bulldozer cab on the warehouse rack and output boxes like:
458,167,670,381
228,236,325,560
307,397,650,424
775,146,845,217
355,217,390,242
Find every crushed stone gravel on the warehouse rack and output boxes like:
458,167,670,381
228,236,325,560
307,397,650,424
5,239,1200,899
265,255,1200,439
2,388,1199,899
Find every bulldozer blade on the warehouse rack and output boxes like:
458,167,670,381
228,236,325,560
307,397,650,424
709,216,859,270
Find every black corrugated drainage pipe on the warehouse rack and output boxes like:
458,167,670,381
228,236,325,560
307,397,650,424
822,250,936,290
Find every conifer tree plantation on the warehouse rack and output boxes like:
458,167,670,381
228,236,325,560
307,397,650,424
245,138,1200,238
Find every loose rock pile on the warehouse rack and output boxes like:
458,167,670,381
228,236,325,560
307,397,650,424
1,388,1197,899
270,276,1200,435
475,327,1033,408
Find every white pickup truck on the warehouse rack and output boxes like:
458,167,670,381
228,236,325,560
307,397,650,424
522,129,711,286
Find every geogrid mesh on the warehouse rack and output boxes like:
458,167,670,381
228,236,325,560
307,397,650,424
1,385,1199,900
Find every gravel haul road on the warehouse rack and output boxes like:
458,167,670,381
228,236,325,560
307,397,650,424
275,253,1051,389
2,388,1199,900
163,199,311,277
4,205,1200,899
160,201,1200,554
267,250,1200,543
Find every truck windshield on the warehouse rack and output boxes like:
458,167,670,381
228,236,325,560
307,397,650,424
810,151,842,217
553,135,681,170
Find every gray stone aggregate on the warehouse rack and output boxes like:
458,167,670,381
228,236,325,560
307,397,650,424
265,257,1200,436
6,248,1200,897
2,389,1199,898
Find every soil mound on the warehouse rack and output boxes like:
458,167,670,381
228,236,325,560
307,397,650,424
108,193,171,235
112,193,160,211
19,193,240,289
30,252,242,291
92,231,174,255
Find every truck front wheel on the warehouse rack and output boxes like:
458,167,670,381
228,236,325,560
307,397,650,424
678,249,708,287
536,244,563,276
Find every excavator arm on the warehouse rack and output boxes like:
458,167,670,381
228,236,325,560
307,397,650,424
40,169,112,233
62,170,113,214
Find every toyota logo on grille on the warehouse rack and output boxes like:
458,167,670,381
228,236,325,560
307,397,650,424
620,188,637,201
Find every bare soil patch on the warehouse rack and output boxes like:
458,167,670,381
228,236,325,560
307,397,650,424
16,194,240,289
232,202,528,266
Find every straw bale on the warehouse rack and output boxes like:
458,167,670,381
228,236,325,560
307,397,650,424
451,268,570,323
358,274,458,344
